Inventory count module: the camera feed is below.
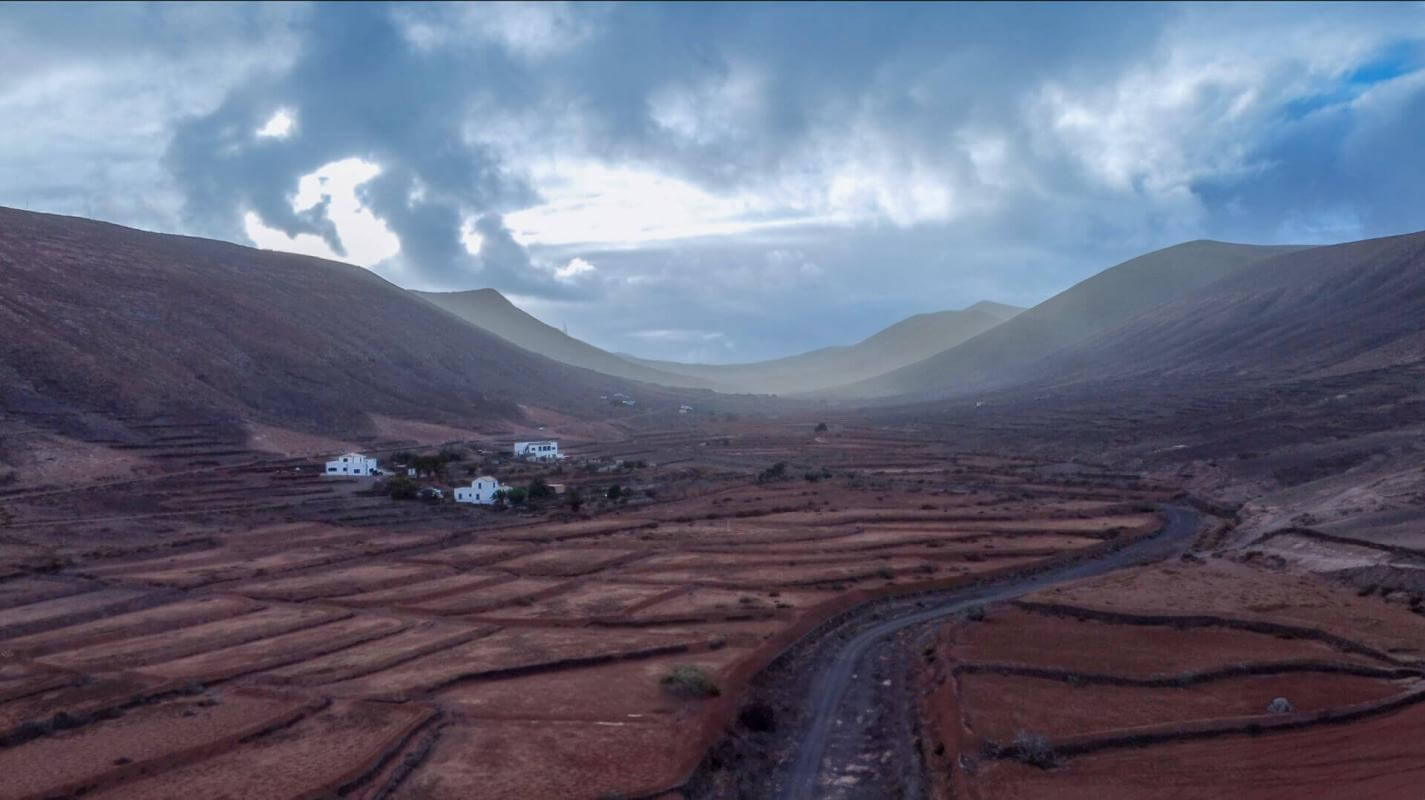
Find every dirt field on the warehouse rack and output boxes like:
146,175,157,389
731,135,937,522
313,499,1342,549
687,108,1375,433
0,419,1171,799
919,557,1425,800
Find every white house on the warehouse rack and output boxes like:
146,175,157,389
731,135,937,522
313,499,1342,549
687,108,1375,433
679,404,693,414
325,452,378,476
513,440,560,461
455,476,502,505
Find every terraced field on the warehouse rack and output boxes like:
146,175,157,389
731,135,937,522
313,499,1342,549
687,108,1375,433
0,422,1172,799
920,558,1425,800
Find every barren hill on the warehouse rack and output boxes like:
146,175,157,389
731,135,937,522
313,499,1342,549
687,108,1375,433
0,207,672,447
623,300,1022,395
839,240,1308,399
412,288,713,389
1023,230,1425,388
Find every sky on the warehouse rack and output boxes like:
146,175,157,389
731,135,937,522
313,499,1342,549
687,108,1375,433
2,2,1424,363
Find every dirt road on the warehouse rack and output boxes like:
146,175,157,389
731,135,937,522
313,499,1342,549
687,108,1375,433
762,505,1202,800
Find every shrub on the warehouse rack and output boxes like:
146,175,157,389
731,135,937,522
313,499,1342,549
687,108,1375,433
528,477,554,500
496,486,528,506
1010,730,1056,768
566,487,583,513
607,484,622,500
738,701,776,732
962,604,986,622
660,665,720,699
756,462,789,484
385,475,420,500
815,422,828,432
1267,696,1295,714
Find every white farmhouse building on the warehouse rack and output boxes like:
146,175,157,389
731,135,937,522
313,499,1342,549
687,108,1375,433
325,452,379,476
513,440,560,461
455,476,502,504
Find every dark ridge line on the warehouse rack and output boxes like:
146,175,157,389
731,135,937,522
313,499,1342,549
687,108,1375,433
1252,526,1425,563
335,707,441,798
266,625,501,688
954,658,1423,687
367,717,448,800
1013,601,1407,666
990,687,1425,762
418,641,705,697
8,694,327,800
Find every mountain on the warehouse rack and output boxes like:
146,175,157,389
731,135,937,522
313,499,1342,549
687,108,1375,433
0,207,671,445
411,289,713,389
622,301,1023,395
1021,231,1425,388
839,240,1309,399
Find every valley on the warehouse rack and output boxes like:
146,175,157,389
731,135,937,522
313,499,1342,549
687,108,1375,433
1,421,1179,799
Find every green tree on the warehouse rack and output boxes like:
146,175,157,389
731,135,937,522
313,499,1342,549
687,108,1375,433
528,476,555,500
385,475,419,500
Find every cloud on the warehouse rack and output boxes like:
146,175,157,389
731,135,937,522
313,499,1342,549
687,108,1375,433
555,256,596,281
2,3,1423,362
256,108,296,139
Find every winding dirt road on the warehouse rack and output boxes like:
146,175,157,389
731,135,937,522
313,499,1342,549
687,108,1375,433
776,505,1203,800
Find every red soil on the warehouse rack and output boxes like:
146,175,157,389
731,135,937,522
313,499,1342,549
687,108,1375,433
975,699,1425,799
258,621,497,686
959,671,1408,742
397,718,693,800
924,556,1425,800
38,605,341,671
92,699,432,799
949,609,1388,675
0,689,307,799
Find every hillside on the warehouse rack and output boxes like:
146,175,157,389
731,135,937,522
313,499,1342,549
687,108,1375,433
1028,230,1425,387
839,240,1308,399
412,289,713,389
871,230,1425,553
0,207,671,448
624,300,1022,395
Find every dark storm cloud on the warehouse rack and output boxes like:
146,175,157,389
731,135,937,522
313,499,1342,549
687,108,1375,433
3,2,1424,360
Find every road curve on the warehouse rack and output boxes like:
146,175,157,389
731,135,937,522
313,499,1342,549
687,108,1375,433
778,505,1203,800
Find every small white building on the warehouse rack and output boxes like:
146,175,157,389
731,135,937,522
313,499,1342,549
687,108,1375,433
455,476,502,505
325,452,378,476
513,440,560,461
678,404,693,414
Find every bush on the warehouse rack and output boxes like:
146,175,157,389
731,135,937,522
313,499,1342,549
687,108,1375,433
528,477,554,500
607,484,623,500
815,422,828,432
1267,696,1295,714
497,486,528,506
738,701,776,732
1010,730,1056,768
756,462,789,484
962,604,986,622
566,487,583,513
385,475,420,500
660,665,720,699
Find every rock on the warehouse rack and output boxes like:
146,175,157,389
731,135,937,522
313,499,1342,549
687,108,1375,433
1267,696,1295,714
